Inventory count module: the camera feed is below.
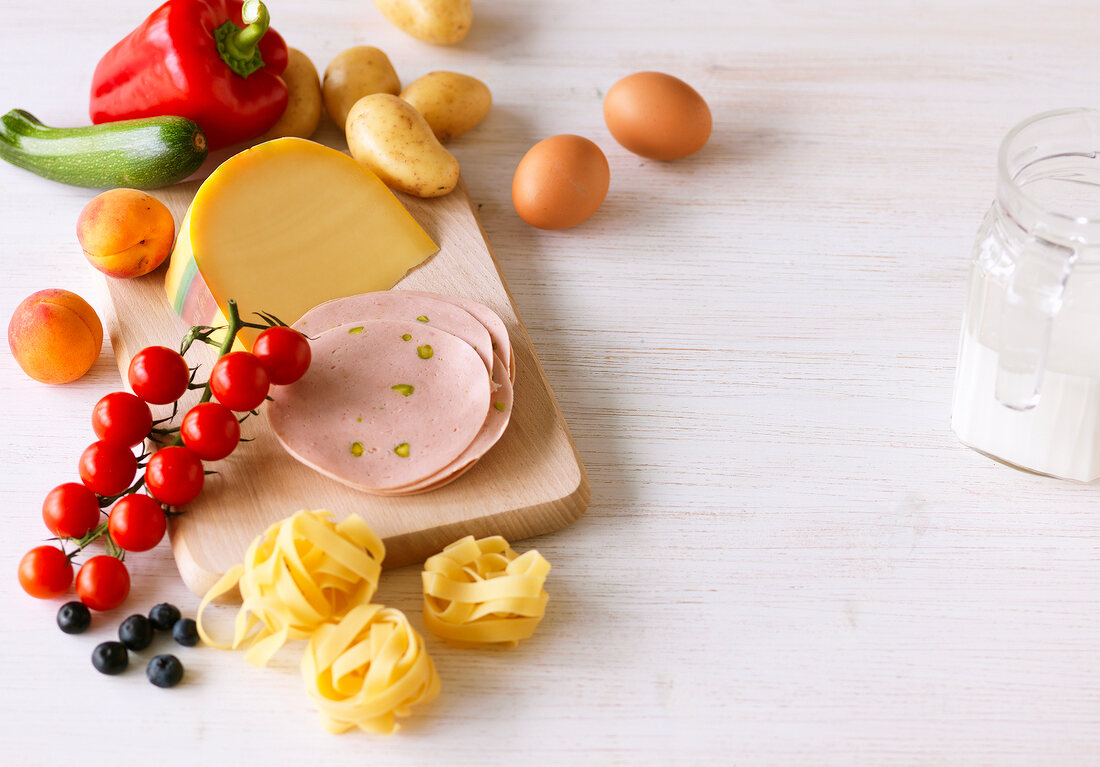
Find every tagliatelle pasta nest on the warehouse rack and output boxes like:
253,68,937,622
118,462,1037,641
422,535,551,647
197,509,385,667
301,603,441,734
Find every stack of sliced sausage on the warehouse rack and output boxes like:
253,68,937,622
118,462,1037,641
267,290,515,496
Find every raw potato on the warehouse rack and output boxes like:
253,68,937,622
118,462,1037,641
400,71,491,142
345,94,459,198
323,46,401,130
261,48,322,140
374,0,472,45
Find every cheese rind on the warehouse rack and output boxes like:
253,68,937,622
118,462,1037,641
164,138,438,347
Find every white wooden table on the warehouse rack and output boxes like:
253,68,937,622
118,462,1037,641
2,1,1099,764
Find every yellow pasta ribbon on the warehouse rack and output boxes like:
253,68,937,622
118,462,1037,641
197,510,385,667
301,603,441,734
422,535,551,648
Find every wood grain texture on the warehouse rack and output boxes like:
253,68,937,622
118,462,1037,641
3,1,1100,766
101,174,588,600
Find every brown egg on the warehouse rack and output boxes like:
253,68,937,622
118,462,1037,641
603,72,712,160
511,135,610,230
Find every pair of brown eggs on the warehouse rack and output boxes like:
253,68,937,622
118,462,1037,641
511,71,712,230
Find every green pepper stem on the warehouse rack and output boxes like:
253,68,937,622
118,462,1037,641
226,1,269,59
215,1,269,77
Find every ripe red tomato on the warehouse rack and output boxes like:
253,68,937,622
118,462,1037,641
78,440,138,497
42,482,102,539
92,391,153,447
144,446,204,506
128,346,190,405
180,402,240,461
18,546,74,599
253,327,311,385
108,494,167,552
75,555,130,611
209,351,270,411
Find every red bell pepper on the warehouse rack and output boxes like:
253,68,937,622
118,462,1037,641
89,0,288,150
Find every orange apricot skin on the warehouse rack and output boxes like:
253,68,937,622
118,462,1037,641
77,189,175,279
8,289,103,384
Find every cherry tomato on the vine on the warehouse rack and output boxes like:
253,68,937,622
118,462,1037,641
78,440,137,497
107,494,167,552
253,327,311,385
180,402,240,461
144,446,204,506
75,555,130,611
128,346,190,405
18,545,74,599
209,351,270,411
92,391,152,447
42,482,102,539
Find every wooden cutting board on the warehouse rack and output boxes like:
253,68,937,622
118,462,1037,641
101,171,588,602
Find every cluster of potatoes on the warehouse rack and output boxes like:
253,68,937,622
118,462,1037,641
260,45,488,199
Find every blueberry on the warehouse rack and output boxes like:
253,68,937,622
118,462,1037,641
57,601,91,634
172,617,199,647
146,654,183,688
148,603,181,632
92,642,128,675
118,614,154,651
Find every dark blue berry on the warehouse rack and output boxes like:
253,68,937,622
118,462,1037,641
92,642,128,675
57,601,91,634
146,654,183,688
172,617,199,647
118,614,154,651
148,603,181,631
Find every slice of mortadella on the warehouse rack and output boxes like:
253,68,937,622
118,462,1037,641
371,353,515,496
267,319,492,493
398,290,515,385
294,291,494,377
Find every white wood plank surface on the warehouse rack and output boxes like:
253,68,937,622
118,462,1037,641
2,1,1099,765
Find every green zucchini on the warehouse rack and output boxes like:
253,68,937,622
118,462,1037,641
0,110,208,189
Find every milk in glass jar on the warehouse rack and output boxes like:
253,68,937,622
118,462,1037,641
952,108,1100,481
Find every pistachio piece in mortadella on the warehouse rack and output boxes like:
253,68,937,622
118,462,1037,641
372,354,514,497
398,290,514,385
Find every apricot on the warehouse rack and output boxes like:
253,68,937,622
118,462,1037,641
77,189,175,279
8,289,103,384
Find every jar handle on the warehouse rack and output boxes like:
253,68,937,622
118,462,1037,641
995,235,1075,410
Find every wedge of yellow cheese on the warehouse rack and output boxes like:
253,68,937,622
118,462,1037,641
165,138,438,348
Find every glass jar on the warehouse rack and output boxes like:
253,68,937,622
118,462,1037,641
951,108,1100,481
